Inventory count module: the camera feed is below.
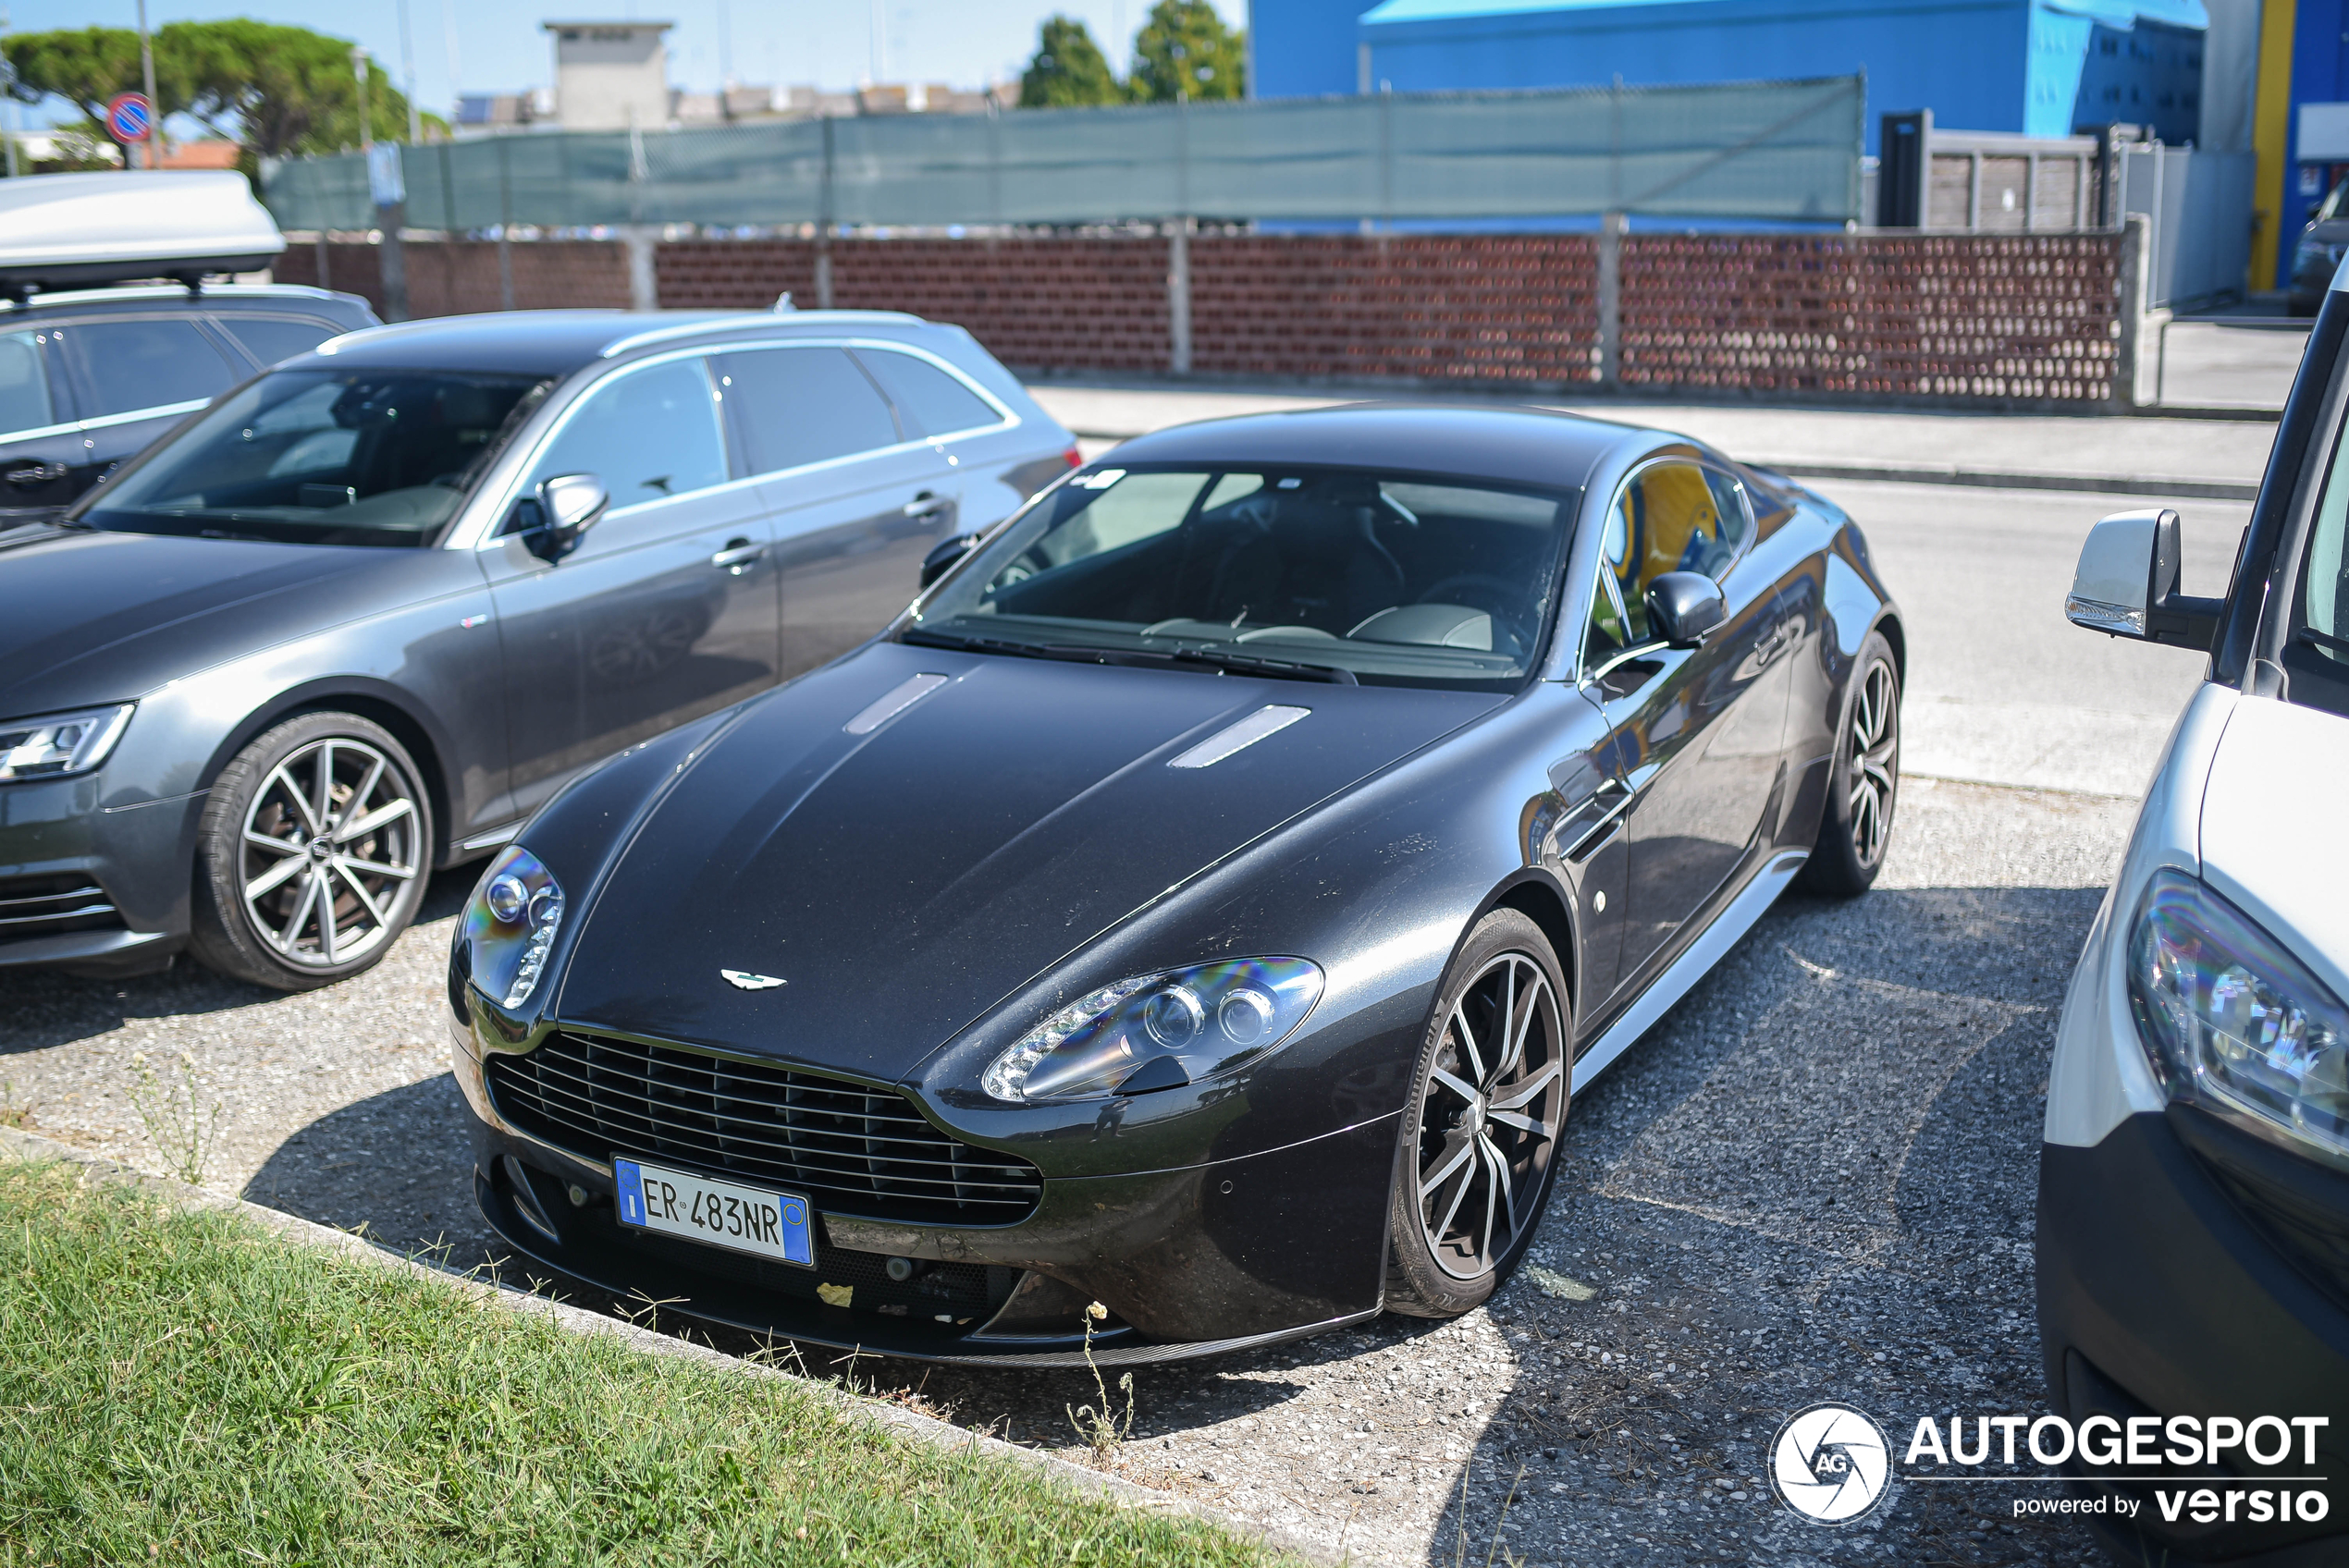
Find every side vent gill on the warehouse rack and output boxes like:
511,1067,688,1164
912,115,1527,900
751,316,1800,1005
1167,704,1311,769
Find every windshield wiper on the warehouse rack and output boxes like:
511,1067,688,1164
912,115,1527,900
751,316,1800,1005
901,627,1357,684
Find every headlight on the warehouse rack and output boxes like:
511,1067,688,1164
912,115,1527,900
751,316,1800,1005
0,704,133,782
982,957,1323,1103
460,845,566,1010
2129,870,2349,1158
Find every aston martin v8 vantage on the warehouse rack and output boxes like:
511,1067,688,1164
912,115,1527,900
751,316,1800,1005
452,404,1904,1364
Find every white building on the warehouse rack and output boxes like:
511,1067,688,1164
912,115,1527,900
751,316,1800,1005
544,21,671,132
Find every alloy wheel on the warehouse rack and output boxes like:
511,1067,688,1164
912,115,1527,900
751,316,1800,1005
1847,657,1899,868
1413,951,1566,1280
238,737,422,969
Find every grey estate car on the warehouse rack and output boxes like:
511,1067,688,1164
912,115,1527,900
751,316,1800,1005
0,308,1079,988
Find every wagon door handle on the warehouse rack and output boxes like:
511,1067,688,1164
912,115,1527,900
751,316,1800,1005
903,491,950,520
5,461,66,486
710,537,766,574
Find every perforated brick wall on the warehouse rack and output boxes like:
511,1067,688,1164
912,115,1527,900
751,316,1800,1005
1620,233,2121,402
274,239,630,319
1189,234,1602,384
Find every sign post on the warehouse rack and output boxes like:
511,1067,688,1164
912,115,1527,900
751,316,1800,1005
105,92,152,168
353,46,410,322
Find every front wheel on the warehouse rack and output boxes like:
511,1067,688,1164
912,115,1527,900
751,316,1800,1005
1384,908,1569,1318
1802,630,1900,898
189,711,434,991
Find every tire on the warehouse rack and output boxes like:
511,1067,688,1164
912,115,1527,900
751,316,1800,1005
1801,629,1900,899
1384,908,1570,1318
189,711,435,991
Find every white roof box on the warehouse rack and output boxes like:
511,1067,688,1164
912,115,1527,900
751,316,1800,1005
0,171,285,297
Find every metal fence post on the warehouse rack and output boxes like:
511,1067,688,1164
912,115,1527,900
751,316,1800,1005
1168,219,1193,375
496,137,515,311
2115,212,2162,409
816,116,835,309
1597,210,1625,386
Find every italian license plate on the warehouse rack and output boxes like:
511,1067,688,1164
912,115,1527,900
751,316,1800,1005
613,1158,813,1267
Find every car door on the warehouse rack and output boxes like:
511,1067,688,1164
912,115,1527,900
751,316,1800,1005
477,352,781,826
0,325,84,522
50,315,246,496
712,343,965,679
1581,459,1794,989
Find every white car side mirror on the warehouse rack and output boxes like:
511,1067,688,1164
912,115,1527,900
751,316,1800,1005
2066,508,2221,652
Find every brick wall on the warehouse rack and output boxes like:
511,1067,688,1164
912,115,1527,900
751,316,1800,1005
294,230,2123,407
275,239,631,319
1621,233,2120,402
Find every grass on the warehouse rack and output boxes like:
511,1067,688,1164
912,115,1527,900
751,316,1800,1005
0,1159,1283,1568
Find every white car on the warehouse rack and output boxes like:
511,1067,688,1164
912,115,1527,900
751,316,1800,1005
2037,292,2349,1557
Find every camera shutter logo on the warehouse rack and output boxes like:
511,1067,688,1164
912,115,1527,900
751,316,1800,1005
1769,1403,1893,1524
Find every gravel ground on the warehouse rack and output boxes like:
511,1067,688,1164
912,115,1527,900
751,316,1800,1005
0,775,2135,1567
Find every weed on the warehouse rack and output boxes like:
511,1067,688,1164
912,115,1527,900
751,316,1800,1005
123,1051,222,1186
1446,1457,1531,1568
1065,1300,1136,1457
0,1079,30,1129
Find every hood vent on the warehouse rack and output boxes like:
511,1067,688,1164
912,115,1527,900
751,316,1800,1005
843,672,949,735
1167,704,1310,769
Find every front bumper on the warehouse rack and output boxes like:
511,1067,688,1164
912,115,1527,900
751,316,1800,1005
456,1022,1399,1365
0,772,198,974
2037,1109,2349,1565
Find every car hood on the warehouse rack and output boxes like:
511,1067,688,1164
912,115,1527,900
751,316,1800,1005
553,643,1503,1082
2198,692,2349,1003
0,524,401,713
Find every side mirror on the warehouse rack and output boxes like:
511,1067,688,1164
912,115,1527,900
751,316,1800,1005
523,472,609,562
918,532,982,590
1645,571,1726,649
2066,508,2222,651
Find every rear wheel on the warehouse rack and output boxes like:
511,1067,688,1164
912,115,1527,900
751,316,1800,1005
1802,630,1900,898
189,712,433,991
1384,909,1569,1317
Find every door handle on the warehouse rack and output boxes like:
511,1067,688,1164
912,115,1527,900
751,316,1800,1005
710,538,766,574
903,492,949,520
5,462,66,486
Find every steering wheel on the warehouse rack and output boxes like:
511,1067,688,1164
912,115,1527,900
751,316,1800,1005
1412,574,1534,657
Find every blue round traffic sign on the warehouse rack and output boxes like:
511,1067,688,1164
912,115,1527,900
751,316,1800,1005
105,92,152,143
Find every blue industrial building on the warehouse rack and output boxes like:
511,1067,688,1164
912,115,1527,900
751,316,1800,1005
1250,0,2209,153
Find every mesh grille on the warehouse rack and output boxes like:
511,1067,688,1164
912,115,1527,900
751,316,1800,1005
486,1031,1041,1226
0,874,121,940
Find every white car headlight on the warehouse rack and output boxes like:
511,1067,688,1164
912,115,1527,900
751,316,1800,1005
0,704,133,782
983,957,1323,1103
460,845,567,1010
2129,870,2349,1158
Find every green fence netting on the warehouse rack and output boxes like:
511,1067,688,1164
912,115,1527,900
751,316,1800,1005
262,76,1863,233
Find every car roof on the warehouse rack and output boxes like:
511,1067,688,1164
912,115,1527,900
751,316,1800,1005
303,307,933,378
0,283,361,318
1098,403,1644,492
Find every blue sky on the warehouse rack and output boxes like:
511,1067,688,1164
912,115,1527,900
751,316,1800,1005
1,0,1248,127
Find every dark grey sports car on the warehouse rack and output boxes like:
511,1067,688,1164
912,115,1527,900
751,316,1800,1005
453,404,1904,1363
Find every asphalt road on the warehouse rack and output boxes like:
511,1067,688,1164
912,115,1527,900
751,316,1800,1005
0,472,2210,1567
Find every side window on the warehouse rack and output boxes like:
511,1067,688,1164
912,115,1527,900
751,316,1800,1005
526,359,727,509
1585,503,1642,669
853,348,1002,439
1604,459,1746,632
215,316,339,367
0,330,57,435
714,347,902,476
57,319,240,419
1702,468,1752,562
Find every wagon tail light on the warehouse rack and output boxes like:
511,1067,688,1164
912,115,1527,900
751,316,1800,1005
982,958,1323,1102
1063,446,1082,469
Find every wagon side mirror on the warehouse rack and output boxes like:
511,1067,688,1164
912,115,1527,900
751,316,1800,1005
1645,571,1726,649
523,472,609,562
2065,508,2223,651
919,532,982,589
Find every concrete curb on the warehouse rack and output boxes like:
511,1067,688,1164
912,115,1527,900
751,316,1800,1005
1066,429,2262,503
0,1125,1357,1568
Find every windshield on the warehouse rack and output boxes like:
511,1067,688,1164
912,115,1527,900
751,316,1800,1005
78,368,551,547
908,465,1578,691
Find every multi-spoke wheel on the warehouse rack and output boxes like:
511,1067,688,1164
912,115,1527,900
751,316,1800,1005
1802,629,1901,898
191,712,435,990
1386,909,1568,1317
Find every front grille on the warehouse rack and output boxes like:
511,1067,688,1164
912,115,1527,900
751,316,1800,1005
0,874,122,940
486,1031,1042,1226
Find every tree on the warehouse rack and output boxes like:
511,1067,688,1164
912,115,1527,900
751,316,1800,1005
1019,16,1123,109
1127,0,1245,103
4,20,414,164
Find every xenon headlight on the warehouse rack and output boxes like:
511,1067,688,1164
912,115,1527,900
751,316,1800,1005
0,704,133,782
2128,870,2349,1159
982,958,1323,1103
461,845,567,1011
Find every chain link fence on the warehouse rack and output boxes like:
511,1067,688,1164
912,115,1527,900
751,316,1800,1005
262,76,1864,233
